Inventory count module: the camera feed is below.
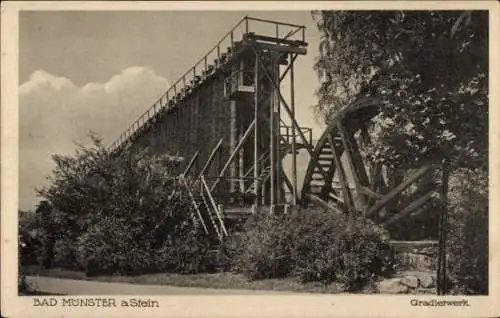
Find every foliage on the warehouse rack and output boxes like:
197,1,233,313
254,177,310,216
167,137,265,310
231,208,393,291
313,10,489,294
53,238,80,270
313,10,488,170
154,226,214,274
229,212,294,280
447,168,488,294
35,134,209,275
19,211,42,266
289,209,393,291
77,216,154,275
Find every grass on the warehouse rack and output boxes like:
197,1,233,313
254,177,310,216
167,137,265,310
20,291,63,296
22,265,346,294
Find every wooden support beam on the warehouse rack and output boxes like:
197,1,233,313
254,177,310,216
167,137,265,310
370,162,384,192
244,152,268,178
366,166,433,217
182,177,209,234
338,123,371,186
245,33,308,47
195,138,224,182
247,40,307,55
384,189,435,227
252,45,315,160
183,151,199,177
279,166,296,203
274,52,281,205
270,67,276,205
254,54,260,207
326,190,345,205
337,122,369,210
199,185,222,239
307,194,344,216
328,132,355,213
210,120,255,192
290,56,297,205
359,186,383,199
201,176,228,237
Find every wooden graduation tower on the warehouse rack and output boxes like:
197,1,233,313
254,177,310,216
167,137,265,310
109,17,311,240
110,16,437,243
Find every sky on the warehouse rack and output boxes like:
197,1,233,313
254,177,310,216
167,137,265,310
19,10,325,211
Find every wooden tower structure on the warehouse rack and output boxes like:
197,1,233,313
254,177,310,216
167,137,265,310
109,17,312,240
109,16,438,244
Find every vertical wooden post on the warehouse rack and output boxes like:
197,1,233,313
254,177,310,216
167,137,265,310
239,150,245,192
328,132,355,213
337,122,369,211
290,55,297,205
269,52,276,207
275,52,281,205
230,99,238,194
253,52,260,208
437,162,450,295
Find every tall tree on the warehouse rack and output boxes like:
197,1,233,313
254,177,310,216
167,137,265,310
313,10,488,294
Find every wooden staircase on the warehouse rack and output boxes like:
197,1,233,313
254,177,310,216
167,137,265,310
308,133,343,200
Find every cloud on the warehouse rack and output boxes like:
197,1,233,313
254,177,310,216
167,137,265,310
19,67,169,211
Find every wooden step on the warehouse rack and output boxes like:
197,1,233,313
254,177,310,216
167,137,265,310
221,207,254,220
318,158,334,164
310,185,323,193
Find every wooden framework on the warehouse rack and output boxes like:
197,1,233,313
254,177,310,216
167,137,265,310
108,16,438,242
301,97,437,227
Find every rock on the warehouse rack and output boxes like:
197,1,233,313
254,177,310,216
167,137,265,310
401,275,420,288
376,278,409,294
417,273,435,288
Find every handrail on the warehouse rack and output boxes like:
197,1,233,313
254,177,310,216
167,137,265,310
199,184,222,239
201,176,228,237
246,16,305,30
181,176,209,235
210,120,255,192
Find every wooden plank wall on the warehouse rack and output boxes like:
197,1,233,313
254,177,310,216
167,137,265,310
129,71,232,180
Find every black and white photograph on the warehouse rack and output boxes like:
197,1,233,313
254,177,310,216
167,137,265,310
2,1,499,318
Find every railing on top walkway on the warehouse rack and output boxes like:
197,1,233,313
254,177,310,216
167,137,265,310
108,16,307,153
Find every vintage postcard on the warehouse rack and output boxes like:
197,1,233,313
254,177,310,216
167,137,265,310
1,1,499,317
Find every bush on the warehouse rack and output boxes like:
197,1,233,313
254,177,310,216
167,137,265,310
19,211,43,266
154,227,214,274
232,208,393,290
35,136,215,276
447,168,488,295
290,209,392,290
53,238,80,270
230,212,294,280
77,216,155,276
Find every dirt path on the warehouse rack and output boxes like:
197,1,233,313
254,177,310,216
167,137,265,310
26,276,297,295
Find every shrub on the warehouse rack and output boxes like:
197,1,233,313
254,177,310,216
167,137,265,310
53,237,80,270
289,209,392,290
77,216,154,276
232,208,393,291
19,211,43,266
154,227,214,274
35,136,214,276
447,168,488,295
230,212,294,280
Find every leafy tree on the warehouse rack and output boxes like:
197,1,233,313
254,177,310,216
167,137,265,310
313,11,488,294
447,168,488,294
36,134,205,274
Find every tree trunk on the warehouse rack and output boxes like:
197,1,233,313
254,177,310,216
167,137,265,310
437,161,450,295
